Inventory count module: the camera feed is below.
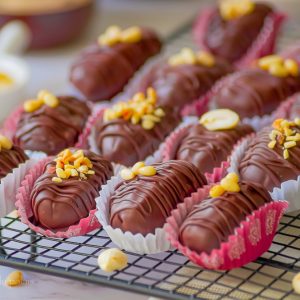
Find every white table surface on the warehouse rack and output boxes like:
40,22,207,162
0,0,211,299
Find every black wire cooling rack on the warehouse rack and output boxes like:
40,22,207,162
1,19,300,300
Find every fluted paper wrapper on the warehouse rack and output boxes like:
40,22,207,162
229,135,300,212
193,8,286,68
15,157,101,238
165,185,288,270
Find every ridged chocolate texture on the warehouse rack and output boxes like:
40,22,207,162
0,146,28,180
70,28,162,102
180,181,271,254
14,96,91,155
109,160,207,235
239,126,300,191
204,3,272,62
212,69,300,119
31,150,113,230
128,58,233,112
94,108,180,167
172,123,253,173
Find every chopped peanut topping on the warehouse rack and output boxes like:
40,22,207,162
103,88,165,130
209,172,240,198
24,90,59,113
219,0,255,21
0,134,13,150
98,25,142,47
257,55,299,78
52,149,95,183
168,48,215,67
5,271,23,287
120,161,157,180
98,248,128,272
268,118,300,159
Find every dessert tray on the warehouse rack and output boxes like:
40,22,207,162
1,20,300,300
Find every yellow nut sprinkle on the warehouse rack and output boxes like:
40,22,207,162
286,134,300,142
0,72,14,87
98,248,128,273
268,140,277,149
132,161,145,175
209,185,226,198
5,271,23,287
283,149,289,160
181,48,197,65
258,55,284,71
78,165,89,174
295,118,300,126
226,172,239,183
269,63,289,78
138,166,157,176
220,0,255,21
74,157,84,169
43,93,59,108
0,134,13,150
56,168,67,179
154,108,165,117
220,177,240,193
292,272,300,294
142,119,155,130
197,51,215,67
120,168,136,180
70,169,79,177
52,177,62,183
121,26,142,43
24,99,43,113
284,59,299,77
142,114,161,123
133,92,145,102
284,141,297,149
87,170,95,175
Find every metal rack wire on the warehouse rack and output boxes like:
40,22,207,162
1,19,300,300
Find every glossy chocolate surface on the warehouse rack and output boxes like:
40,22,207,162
171,123,253,173
180,181,271,254
109,160,207,235
0,145,28,180
14,96,90,155
94,108,180,167
204,3,272,62
212,69,300,119
239,126,300,190
70,28,161,102
31,150,113,230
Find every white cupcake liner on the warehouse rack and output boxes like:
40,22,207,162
0,159,35,218
25,150,47,161
229,134,300,212
95,175,171,254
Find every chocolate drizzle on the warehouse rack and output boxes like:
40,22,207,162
70,28,161,102
0,146,28,180
128,58,233,111
14,96,90,155
31,150,113,230
212,69,300,118
94,108,180,166
172,123,253,173
239,126,300,190
179,181,271,254
109,160,207,235
204,3,272,62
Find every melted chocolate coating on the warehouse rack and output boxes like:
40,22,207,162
212,69,300,119
128,58,233,112
31,150,113,230
0,146,28,180
14,96,91,155
94,108,180,167
204,3,272,62
239,126,300,191
70,28,162,102
109,160,207,235
171,123,253,173
180,181,271,254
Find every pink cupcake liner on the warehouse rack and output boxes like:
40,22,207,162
15,157,100,238
273,92,300,120
193,8,286,68
165,185,288,270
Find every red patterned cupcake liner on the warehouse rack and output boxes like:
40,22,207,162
15,157,100,238
165,185,288,270
193,8,286,68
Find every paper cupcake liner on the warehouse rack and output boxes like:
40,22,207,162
96,175,171,254
193,8,286,68
229,134,300,212
273,92,300,120
0,159,34,218
15,157,101,238
165,185,288,270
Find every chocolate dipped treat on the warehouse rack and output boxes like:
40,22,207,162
110,160,207,235
212,55,300,119
289,97,300,119
14,90,90,155
94,88,180,166
31,149,113,230
203,0,273,62
170,110,253,173
128,48,233,111
70,25,161,102
0,135,28,180
179,173,272,254
239,118,300,191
